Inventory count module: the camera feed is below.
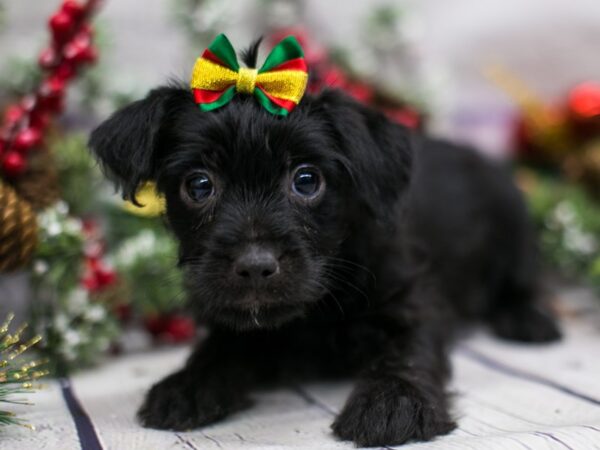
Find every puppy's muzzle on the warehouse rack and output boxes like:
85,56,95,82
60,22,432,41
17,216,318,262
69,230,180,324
233,245,280,283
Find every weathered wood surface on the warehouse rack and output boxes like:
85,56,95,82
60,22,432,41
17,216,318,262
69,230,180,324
2,285,599,450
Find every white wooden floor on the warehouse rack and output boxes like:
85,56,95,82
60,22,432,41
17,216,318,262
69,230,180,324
2,285,600,450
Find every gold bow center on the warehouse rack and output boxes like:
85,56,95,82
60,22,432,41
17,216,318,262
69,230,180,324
237,68,258,94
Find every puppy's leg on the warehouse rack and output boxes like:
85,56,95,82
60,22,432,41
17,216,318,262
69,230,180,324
488,221,561,343
332,283,456,446
489,284,562,343
138,330,260,430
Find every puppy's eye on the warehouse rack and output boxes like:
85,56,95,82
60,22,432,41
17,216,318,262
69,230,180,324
291,164,324,199
184,172,214,202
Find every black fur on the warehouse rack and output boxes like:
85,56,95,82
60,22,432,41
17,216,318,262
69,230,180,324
89,81,561,446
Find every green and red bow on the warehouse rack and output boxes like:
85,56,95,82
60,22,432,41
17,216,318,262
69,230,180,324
190,34,308,116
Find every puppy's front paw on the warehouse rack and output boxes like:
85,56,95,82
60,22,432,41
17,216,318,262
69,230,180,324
331,377,455,447
137,370,249,431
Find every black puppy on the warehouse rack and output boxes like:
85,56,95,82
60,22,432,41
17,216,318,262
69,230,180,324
89,52,561,446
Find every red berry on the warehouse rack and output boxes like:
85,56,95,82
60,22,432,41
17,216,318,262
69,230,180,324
81,45,98,63
63,41,87,64
95,267,117,288
49,11,74,43
3,105,24,126
30,110,51,130
82,274,99,292
144,315,168,337
114,304,132,323
38,47,58,69
78,23,94,38
164,316,196,343
13,128,43,153
72,30,92,48
2,152,27,177
38,77,66,112
54,62,76,81
62,0,85,19
345,82,374,103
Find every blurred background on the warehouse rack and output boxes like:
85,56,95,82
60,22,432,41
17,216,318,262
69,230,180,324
3,0,600,153
0,0,599,405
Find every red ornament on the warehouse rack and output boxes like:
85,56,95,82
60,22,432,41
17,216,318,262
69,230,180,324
569,82,600,120
49,11,75,43
12,128,43,153
2,152,27,177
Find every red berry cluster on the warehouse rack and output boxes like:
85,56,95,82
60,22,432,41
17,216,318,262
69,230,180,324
0,0,100,179
81,218,117,293
144,314,196,343
270,27,423,130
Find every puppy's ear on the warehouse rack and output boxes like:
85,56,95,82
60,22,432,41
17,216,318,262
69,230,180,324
89,86,192,203
310,90,413,218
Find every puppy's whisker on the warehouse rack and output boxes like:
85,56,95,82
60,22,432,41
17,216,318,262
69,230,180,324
325,257,377,282
313,280,345,317
321,268,371,307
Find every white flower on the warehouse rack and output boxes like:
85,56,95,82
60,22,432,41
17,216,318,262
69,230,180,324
85,305,106,323
553,202,576,226
55,201,69,215
33,259,49,275
66,288,90,314
64,218,83,235
60,345,77,361
563,226,598,255
63,329,82,347
53,313,69,332
114,229,158,266
96,337,110,352
46,220,62,237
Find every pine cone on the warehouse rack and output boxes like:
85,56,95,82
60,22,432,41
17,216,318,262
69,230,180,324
11,151,61,210
0,181,38,272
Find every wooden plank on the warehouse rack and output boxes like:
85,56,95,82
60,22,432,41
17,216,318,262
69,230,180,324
69,346,190,450
2,285,599,449
0,379,80,449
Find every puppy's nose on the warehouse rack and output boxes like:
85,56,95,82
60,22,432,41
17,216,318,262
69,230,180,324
234,245,279,281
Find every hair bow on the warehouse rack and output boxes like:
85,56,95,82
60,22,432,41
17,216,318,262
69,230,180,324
190,34,308,116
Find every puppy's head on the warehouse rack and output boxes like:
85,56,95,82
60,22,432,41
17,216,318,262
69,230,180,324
90,83,410,330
